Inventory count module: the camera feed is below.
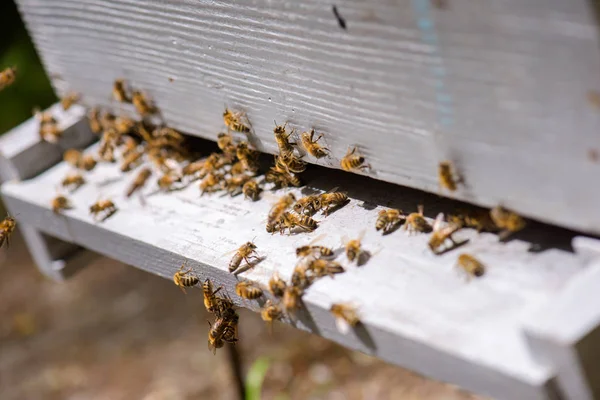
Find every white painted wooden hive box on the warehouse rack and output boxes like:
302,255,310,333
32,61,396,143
2,1,600,400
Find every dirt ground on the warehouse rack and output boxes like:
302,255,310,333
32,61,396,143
0,232,482,400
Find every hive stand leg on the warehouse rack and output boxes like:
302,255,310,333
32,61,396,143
225,344,246,400
522,237,600,400
0,103,98,281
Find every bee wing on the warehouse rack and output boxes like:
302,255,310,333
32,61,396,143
334,315,351,335
220,247,240,258
305,233,327,247
432,213,445,232
357,228,367,241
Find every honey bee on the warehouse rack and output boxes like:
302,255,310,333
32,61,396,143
120,150,143,172
236,142,259,172
182,159,206,177
217,132,237,155
448,209,497,233
228,241,259,273
0,215,16,248
98,130,117,162
314,188,348,215
51,195,72,214
296,235,333,259
200,172,224,194
60,92,80,111
79,154,97,171
0,66,17,91
229,161,246,176
375,209,404,234
489,206,526,240
308,259,345,278
235,280,264,300
330,303,360,334
89,199,117,221
261,300,284,332
268,271,287,297
291,262,313,290
223,108,251,133
278,211,318,234
265,168,302,188
172,261,200,293
283,286,303,316
202,278,223,313
267,193,296,228
340,147,370,172
224,174,251,195
99,111,116,131
132,90,156,116
36,111,62,143
301,129,329,158
273,122,296,156
88,107,102,134
343,230,366,263
278,152,306,174
403,205,432,234
242,179,261,201
456,253,485,279
34,108,55,124
115,116,136,135
208,312,239,354
63,149,82,167
438,161,461,192
112,79,130,102
428,213,464,255
120,136,138,158
292,195,318,215
61,173,85,192
126,167,152,197
158,173,182,191
154,127,184,143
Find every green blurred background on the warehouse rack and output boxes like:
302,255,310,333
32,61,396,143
0,0,56,134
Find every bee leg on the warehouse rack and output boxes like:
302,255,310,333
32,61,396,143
179,286,188,294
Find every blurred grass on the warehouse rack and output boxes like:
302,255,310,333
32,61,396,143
0,0,56,134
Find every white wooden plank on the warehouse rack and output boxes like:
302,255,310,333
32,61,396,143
1,140,588,400
14,0,600,234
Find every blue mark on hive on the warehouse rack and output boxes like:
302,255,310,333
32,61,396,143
411,0,454,127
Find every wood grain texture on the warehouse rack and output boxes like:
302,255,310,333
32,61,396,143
0,139,589,400
14,0,600,234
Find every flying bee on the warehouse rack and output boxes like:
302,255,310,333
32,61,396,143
0,66,17,91
172,261,200,294
228,241,259,273
236,142,259,172
296,235,333,259
343,230,366,263
88,107,102,134
291,262,313,290
278,152,306,174
112,79,130,102
314,188,348,215
456,253,485,279
268,271,287,297
283,286,303,316
60,92,80,111
202,278,223,313
301,129,329,158
375,209,404,234
208,313,239,354
158,173,182,191
52,195,72,214
217,132,237,155
132,90,156,116
307,259,345,279
224,174,251,195
261,300,283,333
438,161,461,192
223,108,251,133
242,179,261,201
0,215,16,248
61,173,85,192
267,193,296,228
403,205,432,234
200,172,224,194
428,213,465,255
330,303,360,335
89,199,117,221
235,280,264,300
79,154,97,171
120,150,143,172
63,149,82,167
126,167,152,198
278,211,318,234
490,206,526,240
340,146,370,172
273,122,296,156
